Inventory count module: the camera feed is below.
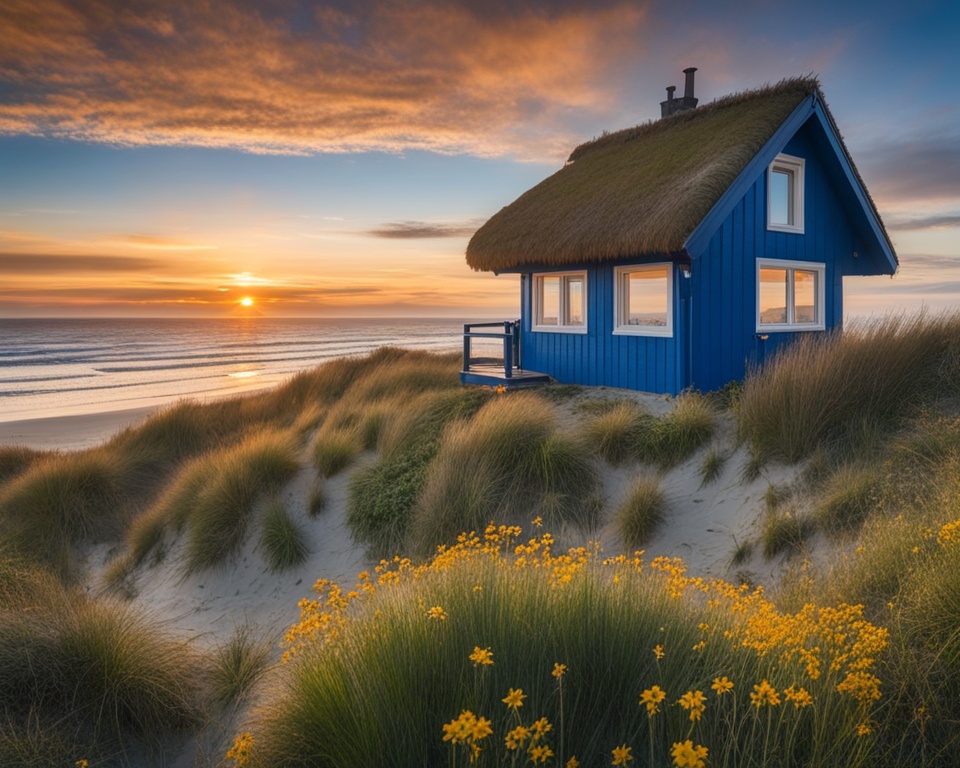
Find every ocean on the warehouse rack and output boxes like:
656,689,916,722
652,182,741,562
0,317,470,422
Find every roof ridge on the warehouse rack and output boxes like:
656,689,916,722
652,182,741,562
568,75,820,163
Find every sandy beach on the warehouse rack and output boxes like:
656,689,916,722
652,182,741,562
0,406,161,452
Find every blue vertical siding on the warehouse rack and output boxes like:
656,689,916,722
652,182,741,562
690,127,856,391
520,263,684,394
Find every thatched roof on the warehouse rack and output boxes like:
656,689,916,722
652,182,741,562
467,78,821,272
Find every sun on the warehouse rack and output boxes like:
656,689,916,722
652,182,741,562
240,297,254,307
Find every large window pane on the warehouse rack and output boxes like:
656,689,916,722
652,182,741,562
759,268,788,324
793,270,816,323
539,276,559,325
769,170,791,225
627,268,668,326
565,277,584,325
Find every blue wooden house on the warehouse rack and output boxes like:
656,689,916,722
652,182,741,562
461,73,897,394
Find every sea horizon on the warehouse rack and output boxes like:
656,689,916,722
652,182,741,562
0,316,494,423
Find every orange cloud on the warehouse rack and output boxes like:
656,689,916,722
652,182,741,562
0,0,647,159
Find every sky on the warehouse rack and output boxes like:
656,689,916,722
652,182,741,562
0,0,958,319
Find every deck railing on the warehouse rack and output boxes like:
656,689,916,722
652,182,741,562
462,320,521,379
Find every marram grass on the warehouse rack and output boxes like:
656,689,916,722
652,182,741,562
238,525,887,768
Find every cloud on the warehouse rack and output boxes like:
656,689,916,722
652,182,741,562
367,220,481,239
0,252,163,272
119,234,220,250
0,0,648,159
857,133,960,204
886,213,960,231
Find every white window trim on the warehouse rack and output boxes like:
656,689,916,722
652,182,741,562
767,153,805,234
532,271,588,334
612,263,673,337
756,258,825,332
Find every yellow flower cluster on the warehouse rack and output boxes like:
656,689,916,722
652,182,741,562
937,519,960,546
750,679,781,708
225,732,255,766
442,710,493,763
677,690,707,722
611,743,633,765
671,739,708,768
640,685,666,716
470,646,494,666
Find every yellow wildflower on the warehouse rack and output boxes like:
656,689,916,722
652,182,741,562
784,684,813,708
426,605,447,621
502,687,526,710
640,685,667,716
496,384,507,394
611,744,633,765
75,762,89,768
552,662,567,678
677,690,706,722
530,745,554,763
671,739,708,768
653,644,664,660
566,759,580,768
750,679,781,708
225,732,254,766
505,725,531,750
532,515,543,527
471,716,493,741
469,646,494,666
857,722,873,737
532,716,552,738
711,676,733,695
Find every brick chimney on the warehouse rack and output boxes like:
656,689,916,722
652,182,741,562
660,67,698,118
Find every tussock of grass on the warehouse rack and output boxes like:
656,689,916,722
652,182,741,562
614,474,667,549
311,429,361,477
211,625,273,707
737,312,960,463
259,499,309,572
183,431,300,574
308,479,326,517
581,393,716,468
0,450,123,577
0,445,46,485
813,464,880,537
408,393,597,555
761,508,813,559
699,445,727,485
0,560,204,759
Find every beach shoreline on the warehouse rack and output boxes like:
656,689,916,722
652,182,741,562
0,406,163,452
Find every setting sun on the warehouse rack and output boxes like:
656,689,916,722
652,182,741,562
240,297,254,307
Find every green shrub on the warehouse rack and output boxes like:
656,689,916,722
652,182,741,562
580,401,651,465
259,499,309,571
614,474,667,549
348,389,488,554
308,479,326,517
699,445,727,485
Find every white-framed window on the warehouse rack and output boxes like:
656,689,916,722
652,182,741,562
613,263,673,337
767,153,805,233
532,271,587,333
757,258,825,332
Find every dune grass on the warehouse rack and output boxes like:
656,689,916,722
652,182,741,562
348,388,490,554
0,556,205,761
737,312,960,464
210,625,274,708
311,428,361,477
580,392,716,468
813,464,881,538
408,392,598,555
243,527,886,768
259,499,309,572
699,444,727,485
614,474,667,549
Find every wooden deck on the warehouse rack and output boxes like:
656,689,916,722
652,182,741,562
460,364,551,389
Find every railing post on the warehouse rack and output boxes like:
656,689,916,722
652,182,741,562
512,319,521,370
463,324,471,372
503,331,513,378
